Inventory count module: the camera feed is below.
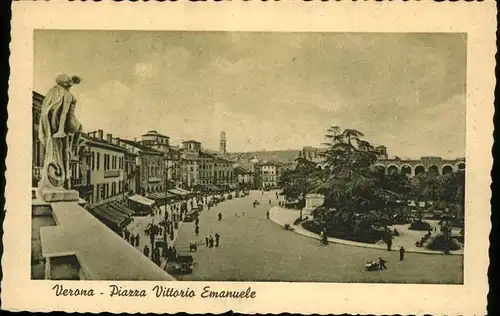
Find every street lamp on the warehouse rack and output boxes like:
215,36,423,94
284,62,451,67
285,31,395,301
163,162,177,249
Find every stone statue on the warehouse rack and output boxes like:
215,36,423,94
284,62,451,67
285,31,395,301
37,74,84,202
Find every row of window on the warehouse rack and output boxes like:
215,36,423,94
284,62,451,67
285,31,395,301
90,151,124,171
91,180,124,204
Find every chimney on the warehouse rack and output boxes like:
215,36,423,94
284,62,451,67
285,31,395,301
98,129,104,140
106,133,112,143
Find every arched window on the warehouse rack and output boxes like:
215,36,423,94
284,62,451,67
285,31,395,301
415,165,425,175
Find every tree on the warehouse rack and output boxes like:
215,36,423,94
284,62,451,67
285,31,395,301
321,127,377,181
309,126,408,240
279,160,326,220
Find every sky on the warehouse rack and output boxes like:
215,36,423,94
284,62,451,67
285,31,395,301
34,31,466,159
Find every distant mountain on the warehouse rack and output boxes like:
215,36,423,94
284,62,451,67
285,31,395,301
228,150,300,163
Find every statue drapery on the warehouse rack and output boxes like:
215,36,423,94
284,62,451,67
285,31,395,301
37,74,83,195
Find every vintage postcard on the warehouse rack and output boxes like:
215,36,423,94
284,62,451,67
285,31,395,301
2,1,495,315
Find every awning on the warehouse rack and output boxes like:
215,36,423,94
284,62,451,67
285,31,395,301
90,204,130,228
229,183,237,189
128,194,155,206
168,188,188,196
147,192,176,200
108,202,135,217
209,185,220,191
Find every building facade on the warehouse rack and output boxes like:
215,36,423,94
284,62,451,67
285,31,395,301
234,166,253,188
165,147,182,188
199,151,215,186
213,156,236,189
84,130,127,207
120,138,165,195
140,130,170,153
180,140,201,189
254,162,281,188
32,91,45,187
374,156,466,177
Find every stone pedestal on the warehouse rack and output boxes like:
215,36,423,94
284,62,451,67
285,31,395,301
40,188,79,203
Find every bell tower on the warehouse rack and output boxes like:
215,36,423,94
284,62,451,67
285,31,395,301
219,131,227,154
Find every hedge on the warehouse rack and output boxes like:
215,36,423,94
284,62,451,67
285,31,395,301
427,234,462,251
409,220,432,231
301,220,384,244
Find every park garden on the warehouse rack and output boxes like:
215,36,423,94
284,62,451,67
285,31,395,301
279,126,465,252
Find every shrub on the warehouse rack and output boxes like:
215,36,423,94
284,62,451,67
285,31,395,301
301,220,384,244
409,220,432,231
427,234,461,251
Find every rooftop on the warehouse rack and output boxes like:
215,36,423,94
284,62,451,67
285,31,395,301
182,140,201,144
39,202,174,281
83,133,128,154
120,138,164,156
142,130,169,138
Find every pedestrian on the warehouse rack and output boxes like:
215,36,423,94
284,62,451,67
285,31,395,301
269,199,271,205
399,246,405,261
209,235,214,248
167,246,173,261
205,236,209,247
218,213,222,221
215,233,220,247
195,226,199,236
135,234,140,247
143,245,149,257
129,233,135,245
378,257,387,270
266,210,270,220
386,236,392,251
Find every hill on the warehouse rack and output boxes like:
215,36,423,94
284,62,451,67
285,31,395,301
228,150,300,163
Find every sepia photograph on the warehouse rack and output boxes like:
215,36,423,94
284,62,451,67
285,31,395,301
3,2,494,314
32,30,466,284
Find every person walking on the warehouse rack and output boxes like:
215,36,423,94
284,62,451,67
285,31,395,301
209,235,214,248
143,245,149,257
205,236,209,247
135,234,140,247
218,213,222,221
215,233,220,247
195,225,200,236
386,236,393,251
399,246,405,261
172,247,178,260
269,199,271,205
378,257,387,270
266,210,270,220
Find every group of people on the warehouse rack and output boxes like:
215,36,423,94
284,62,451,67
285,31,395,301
415,230,433,248
205,233,220,248
121,227,140,247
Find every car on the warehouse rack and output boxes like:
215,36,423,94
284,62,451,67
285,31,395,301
165,255,195,275
227,195,233,200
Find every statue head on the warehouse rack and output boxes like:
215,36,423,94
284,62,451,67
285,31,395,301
55,74,82,89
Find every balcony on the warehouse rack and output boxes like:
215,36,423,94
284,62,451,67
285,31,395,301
104,170,121,178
